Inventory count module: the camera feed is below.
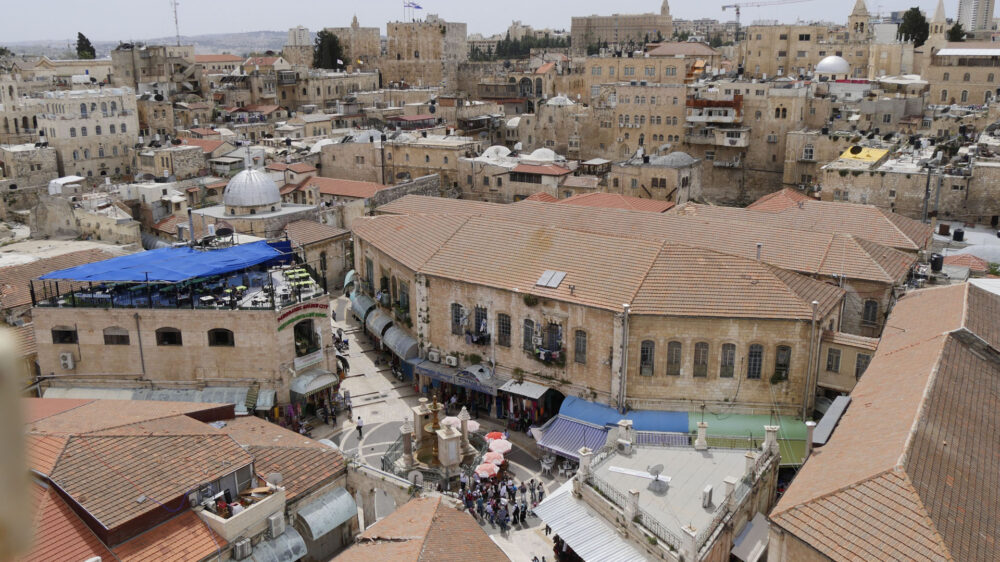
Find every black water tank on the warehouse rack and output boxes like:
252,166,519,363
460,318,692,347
953,228,965,242
930,253,944,272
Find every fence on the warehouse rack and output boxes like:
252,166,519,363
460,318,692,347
587,473,628,508
635,506,682,551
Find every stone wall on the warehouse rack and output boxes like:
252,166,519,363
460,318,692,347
368,174,450,208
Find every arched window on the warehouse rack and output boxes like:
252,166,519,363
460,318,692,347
208,328,235,347
120,123,127,133
693,342,709,377
522,319,535,351
963,73,971,82
112,146,118,156
70,127,76,137
155,327,182,346
961,90,969,103
101,102,107,114
544,322,561,350
110,101,117,112
451,303,464,335
775,108,781,118
755,110,762,120
774,345,791,380
666,341,682,375
639,340,655,376
940,89,948,102
943,72,950,81
103,326,130,345
781,107,787,119
747,344,763,379
720,344,736,377
293,319,319,356
72,150,79,161
98,147,105,157
990,73,996,83
83,149,90,159
80,103,87,116
862,299,879,325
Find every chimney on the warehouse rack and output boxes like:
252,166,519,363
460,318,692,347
756,242,763,261
745,450,757,476
805,420,817,459
186,207,195,244
681,524,698,560
577,447,593,481
694,421,708,450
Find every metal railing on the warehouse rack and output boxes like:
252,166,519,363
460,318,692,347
635,506,682,551
381,432,405,473
588,473,628,508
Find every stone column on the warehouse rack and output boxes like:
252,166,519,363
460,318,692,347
745,450,757,476
577,447,593,481
625,489,640,521
764,425,780,455
361,488,377,529
458,406,471,449
681,524,698,561
723,476,739,511
400,421,414,468
694,421,708,450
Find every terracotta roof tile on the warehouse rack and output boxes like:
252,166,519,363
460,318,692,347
305,176,384,199
943,253,989,273
23,398,93,424
49,434,252,530
746,188,813,211
246,445,345,502
560,192,674,213
180,137,226,154
821,329,880,351
524,192,558,202
377,196,501,216
195,54,243,63
284,220,349,246
112,510,225,562
17,481,114,562
222,416,328,449
25,434,67,476
26,398,230,435
1,249,121,312
11,323,37,357
353,214,470,271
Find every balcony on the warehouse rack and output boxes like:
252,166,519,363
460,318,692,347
684,127,750,148
197,486,286,543
685,109,741,124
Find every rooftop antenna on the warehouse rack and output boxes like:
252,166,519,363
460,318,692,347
171,0,181,46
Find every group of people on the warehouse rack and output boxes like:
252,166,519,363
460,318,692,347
458,474,546,534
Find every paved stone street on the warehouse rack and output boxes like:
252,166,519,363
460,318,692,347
315,294,563,559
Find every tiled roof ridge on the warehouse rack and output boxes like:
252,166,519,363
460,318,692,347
874,207,924,250
764,262,839,316
625,241,673,306
27,399,94,423
813,232,840,278
70,412,217,436
413,214,475,271
853,235,907,282
771,468,899,519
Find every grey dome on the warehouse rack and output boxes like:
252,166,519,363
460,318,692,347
816,56,850,75
649,152,697,168
223,168,280,208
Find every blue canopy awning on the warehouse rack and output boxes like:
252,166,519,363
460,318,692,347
537,416,609,460
39,240,287,283
558,396,688,433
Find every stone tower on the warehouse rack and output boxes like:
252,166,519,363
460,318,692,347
930,0,948,36
848,0,870,42
661,0,670,17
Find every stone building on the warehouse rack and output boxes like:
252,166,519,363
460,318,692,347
276,70,379,111
111,43,200,97
457,146,575,202
10,56,113,84
924,41,1000,106
580,42,721,103
0,143,58,190
607,151,702,204
136,93,175,137
195,53,244,74
284,219,351,292
570,1,674,54
193,165,319,238
136,144,206,180
282,26,314,68
325,17,382,66
587,82,688,160
381,14,467,88
36,88,139,179
319,132,481,188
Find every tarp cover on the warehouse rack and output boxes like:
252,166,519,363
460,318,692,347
558,396,688,433
296,487,357,540
39,240,286,282
250,526,307,562
383,326,419,359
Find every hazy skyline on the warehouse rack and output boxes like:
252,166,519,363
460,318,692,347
4,0,948,44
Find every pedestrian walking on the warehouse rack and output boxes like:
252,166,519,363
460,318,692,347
529,479,537,503
512,504,520,525
544,523,551,536
346,395,353,416
537,481,545,503
355,416,363,439
460,473,468,492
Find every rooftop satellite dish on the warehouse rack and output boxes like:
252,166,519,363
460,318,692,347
850,145,863,155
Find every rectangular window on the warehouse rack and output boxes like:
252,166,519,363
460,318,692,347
156,329,182,346
855,353,871,379
574,330,587,364
51,328,78,344
451,303,464,335
365,258,374,289
498,314,511,347
693,342,708,377
666,341,682,376
474,306,488,335
592,66,602,76
640,341,655,376
826,348,842,372
103,329,129,345
747,344,763,379
645,66,656,77
398,281,409,308
774,345,791,381
523,319,535,351
208,329,235,347
720,344,735,377
798,34,811,41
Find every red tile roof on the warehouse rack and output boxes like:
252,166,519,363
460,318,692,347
524,192,558,202
559,192,674,213
943,253,989,273
288,162,316,173
12,323,37,357
112,510,225,562
284,220,349,246
25,434,68,476
18,482,114,562
535,62,556,74
25,399,229,435
241,104,282,114
512,163,572,176
305,176,384,199
746,188,813,211
23,398,93,424
0,249,122,312
246,445,344,502
771,283,1000,561
195,54,243,63
180,137,227,154
337,496,508,561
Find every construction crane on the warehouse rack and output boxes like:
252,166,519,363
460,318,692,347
722,0,818,43
170,0,181,47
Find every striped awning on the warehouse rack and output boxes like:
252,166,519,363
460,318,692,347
537,416,609,460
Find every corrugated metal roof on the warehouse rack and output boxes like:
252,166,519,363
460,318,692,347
350,292,376,321
534,481,648,562
383,326,419,359
42,386,250,415
537,416,609,460
250,526,308,562
499,379,550,400
366,309,394,338
255,389,276,411
290,370,338,396
296,487,357,540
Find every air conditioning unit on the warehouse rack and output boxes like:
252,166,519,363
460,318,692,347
267,512,286,538
702,485,713,508
232,538,252,560
59,352,75,370
445,355,459,367
428,350,441,363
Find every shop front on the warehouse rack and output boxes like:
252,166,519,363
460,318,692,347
383,326,419,381
408,359,507,417
365,308,393,345
284,368,340,431
498,379,564,431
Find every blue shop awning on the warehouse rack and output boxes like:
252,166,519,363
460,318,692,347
537,415,609,460
384,326,419,359
343,269,356,288
365,309,393,338
408,358,506,396
296,487,357,541
350,292,376,321
250,527,307,562
558,396,688,433
40,240,287,282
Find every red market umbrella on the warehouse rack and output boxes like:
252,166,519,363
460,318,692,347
485,431,504,441
488,439,513,454
475,462,499,477
484,451,505,465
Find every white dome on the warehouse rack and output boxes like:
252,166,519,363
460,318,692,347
816,56,850,75
481,145,511,160
223,168,280,208
527,148,557,162
546,95,574,107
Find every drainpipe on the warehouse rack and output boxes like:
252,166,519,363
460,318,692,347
133,313,147,379
802,300,818,420
619,303,630,414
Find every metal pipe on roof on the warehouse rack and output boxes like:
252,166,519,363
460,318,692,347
803,300,819,421
134,313,147,379
618,303,630,414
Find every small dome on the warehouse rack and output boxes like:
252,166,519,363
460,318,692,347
223,168,280,208
816,56,850,75
649,152,698,168
546,95,574,107
506,117,521,128
481,145,511,160
527,148,557,161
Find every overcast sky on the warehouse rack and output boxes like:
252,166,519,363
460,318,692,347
5,0,948,44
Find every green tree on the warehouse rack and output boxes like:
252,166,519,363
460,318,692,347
947,23,965,42
898,7,929,47
313,29,345,69
710,34,724,48
76,32,96,59
0,46,13,57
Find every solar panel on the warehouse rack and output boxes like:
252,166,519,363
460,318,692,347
535,270,566,288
